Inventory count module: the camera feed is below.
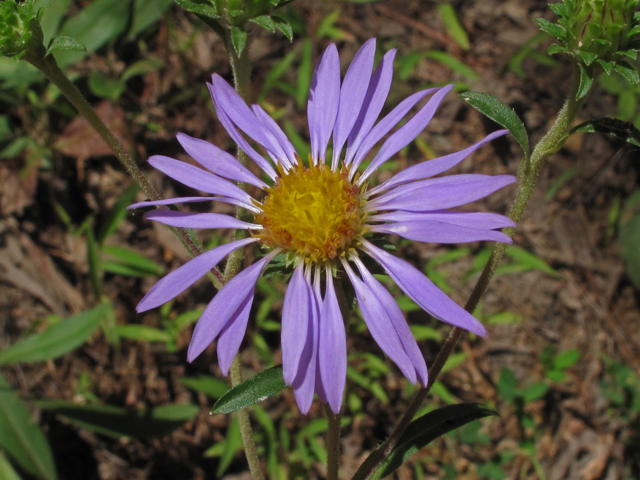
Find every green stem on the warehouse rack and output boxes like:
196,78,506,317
23,51,225,288
354,65,587,480
220,29,264,480
325,403,342,480
230,356,264,480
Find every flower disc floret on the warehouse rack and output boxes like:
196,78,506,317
255,161,365,262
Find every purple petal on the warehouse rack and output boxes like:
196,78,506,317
318,269,347,413
368,174,517,212
345,49,396,165
210,74,281,156
208,83,278,180
370,221,513,244
143,210,259,230
136,237,258,313
359,85,454,183
369,211,516,230
341,260,416,383
176,132,266,189
251,104,298,167
349,88,439,173
148,155,253,204
355,258,428,386
282,262,311,385
360,240,487,337
216,293,255,375
127,196,260,214
370,130,508,195
332,38,377,169
187,250,279,362
292,267,320,414
308,44,340,164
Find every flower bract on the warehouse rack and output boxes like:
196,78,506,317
131,39,516,414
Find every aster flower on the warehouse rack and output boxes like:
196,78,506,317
130,39,516,414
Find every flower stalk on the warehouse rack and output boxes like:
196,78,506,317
355,63,589,480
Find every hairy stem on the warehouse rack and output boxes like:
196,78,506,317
325,404,342,480
354,65,586,480
230,356,264,480
24,51,225,288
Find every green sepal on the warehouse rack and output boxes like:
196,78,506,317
597,59,615,75
173,0,218,19
576,62,594,100
619,49,638,59
46,36,87,55
548,2,569,18
272,15,293,41
547,44,570,55
535,18,567,41
614,63,640,87
250,15,275,32
578,49,597,66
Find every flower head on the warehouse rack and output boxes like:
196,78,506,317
0,0,43,59
131,39,516,414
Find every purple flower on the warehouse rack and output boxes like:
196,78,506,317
131,39,516,414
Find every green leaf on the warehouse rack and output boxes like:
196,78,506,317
120,57,163,83
0,374,57,480
424,51,480,79
596,59,615,75
459,91,530,158
437,4,470,50
522,382,549,402
102,246,164,277
553,349,581,369
130,0,173,38
217,417,242,477
88,71,125,100
250,15,275,32
114,325,172,343
177,375,230,399
547,43,570,56
497,367,518,403
614,63,640,88
0,304,109,365
504,246,560,277
619,190,640,288
0,451,22,480
86,227,102,297
578,49,597,66
534,18,566,41
548,2,569,18
568,117,640,147
45,36,86,55
172,0,218,20
354,404,497,480
577,63,594,99
37,401,199,438
230,25,247,56
211,365,286,414
297,38,313,108
98,184,139,243
272,15,293,41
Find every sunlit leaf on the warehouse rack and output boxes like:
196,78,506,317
211,366,286,414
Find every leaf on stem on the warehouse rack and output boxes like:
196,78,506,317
211,365,286,414
46,36,86,55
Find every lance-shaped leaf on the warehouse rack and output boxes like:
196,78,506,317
568,117,640,147
353,403,497,480
211,365,286,414
46,36,86,55
0,303,109,365
459,91,530,159
0,374,57,480
37,401,199,439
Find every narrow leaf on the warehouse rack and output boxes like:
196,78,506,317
46,36,86,55
98,184,139,243
424,51,480,79
0,374,57,480
114,325,172,343
230,26,247,57
0,451,22,480
37,401,199,438
217,417,242,477
211,365,286,414
534,18,566,41
177,375,230,399
577,63,594,99
437,4,470,50
354,403,497,480
459,91,530,157
0,304,109,365
568,117,640,147
102,246,164,277
273,15,293,41
614,63,640,88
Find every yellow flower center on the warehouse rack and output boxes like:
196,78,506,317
255,162,365,263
